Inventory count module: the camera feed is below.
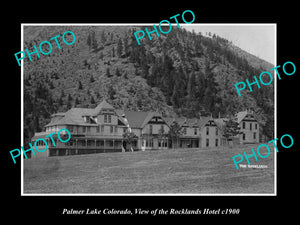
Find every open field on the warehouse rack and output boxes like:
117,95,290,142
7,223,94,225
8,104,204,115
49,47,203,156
23,144,275,194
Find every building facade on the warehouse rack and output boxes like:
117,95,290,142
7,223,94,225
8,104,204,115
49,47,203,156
236,110,259,144
30,100,260,158
199,117,222,148
32,100,127,158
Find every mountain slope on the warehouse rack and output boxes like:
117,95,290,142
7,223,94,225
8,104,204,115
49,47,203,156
23,25,274,144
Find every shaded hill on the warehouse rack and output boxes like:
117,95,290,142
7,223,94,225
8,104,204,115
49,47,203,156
23,25,274,144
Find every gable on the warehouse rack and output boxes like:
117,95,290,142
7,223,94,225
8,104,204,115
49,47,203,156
241,114,257,122
148,116,167,125
93,99,115,116
204,119,217,127
122,111,150,128
236,110,257,123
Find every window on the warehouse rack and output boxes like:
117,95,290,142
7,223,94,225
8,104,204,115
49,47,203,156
250,123,252,131
87,126,90,133
194,128,197,135
183,127,187,135
206,127,209,135
242,122,246,129
87,140,92,147
216,139,219,147
103,114,111,123
206,138,209,147
97,140,104,146
67,125,73,132
164,139,168,147
82,126,86,133
123,127,128,133
253,132,256,139
110,126,114,133
255,123,258,130
149,125,153,134
145,140,148,147
96,126,100,133
243,133,246,140
149,139,153,147
96,140,101,147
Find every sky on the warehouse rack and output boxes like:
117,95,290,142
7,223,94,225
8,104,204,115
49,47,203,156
182,24,276,64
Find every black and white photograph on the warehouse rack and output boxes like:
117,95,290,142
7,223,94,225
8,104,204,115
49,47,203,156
21,24,276,195
4,4,298,222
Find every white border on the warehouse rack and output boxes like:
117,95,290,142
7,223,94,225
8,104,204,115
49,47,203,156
21,23,277,196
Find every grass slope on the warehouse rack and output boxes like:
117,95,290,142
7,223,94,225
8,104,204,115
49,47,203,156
23,144,275,194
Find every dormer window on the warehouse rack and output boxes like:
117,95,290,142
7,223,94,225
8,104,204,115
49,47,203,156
104,114,112,123
83,116,90,123
90,116,97,124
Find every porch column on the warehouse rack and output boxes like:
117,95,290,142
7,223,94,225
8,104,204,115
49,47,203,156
75,139,78,154
104,140,106,153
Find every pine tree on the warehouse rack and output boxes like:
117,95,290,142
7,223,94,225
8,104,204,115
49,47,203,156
90,75,95,83
60,89,65,98
171,83,180,108
123,36,129,56
75,97,80,106
78,81,83,89
122,130,138,151
187,71,196,101
115,67,121,77
58,96,63,106
100,30,106,43
91,31,98,49
117,39,123,57
222,118,243,147
90,96,95,104
108,86,116,100
67,94,72,102
111,47,115,57
87,33,92,50
106,68,111,77
168,121,182,149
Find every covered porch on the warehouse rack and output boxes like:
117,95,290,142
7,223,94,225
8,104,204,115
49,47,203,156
179,137,200,148
49,137,124,156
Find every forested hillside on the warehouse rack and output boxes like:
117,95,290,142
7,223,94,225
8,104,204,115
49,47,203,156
23,25,274,144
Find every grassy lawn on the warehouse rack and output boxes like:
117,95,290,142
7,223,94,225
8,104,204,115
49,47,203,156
23,144,275,194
